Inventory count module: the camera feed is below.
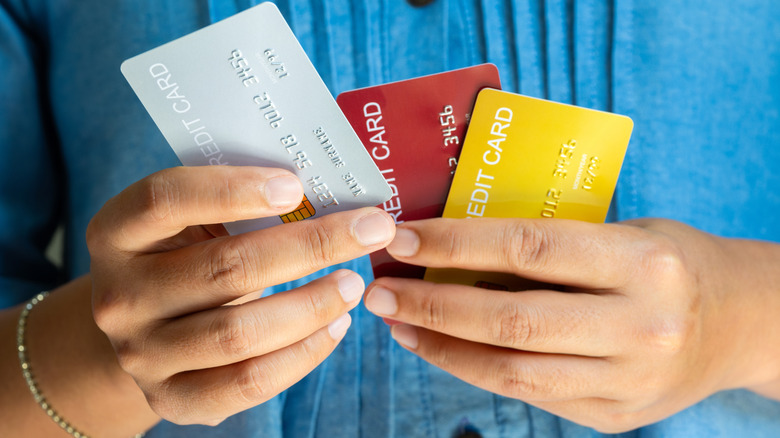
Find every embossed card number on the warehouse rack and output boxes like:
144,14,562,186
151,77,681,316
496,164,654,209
337,64,502,279
121,2,391,235
425,88,633,289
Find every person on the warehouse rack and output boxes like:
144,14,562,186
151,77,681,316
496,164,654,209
1,0,779,437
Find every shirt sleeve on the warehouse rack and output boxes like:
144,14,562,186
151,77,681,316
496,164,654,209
0,0,63,308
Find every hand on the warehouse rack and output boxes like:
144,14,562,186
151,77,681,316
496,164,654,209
364,217,780,432
87,166,395,425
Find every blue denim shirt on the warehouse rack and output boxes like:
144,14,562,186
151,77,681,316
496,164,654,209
1,0,779,436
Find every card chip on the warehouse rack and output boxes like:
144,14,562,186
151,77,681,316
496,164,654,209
280,195,316,223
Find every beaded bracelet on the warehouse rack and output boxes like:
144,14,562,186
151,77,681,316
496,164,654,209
17,292,145,438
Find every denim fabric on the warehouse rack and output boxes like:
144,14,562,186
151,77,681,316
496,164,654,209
1,0,779,436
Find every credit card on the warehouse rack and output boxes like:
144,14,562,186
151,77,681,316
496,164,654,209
337,64,501,278
121,2,392,235
424,88,633,289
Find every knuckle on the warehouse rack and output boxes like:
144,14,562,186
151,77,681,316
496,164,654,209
235,361,274,405
637,239,699,356
418,291,447,331
424,337,457,370
642,316,694,356
150,379,226,426
86,197,125,255
211,171,259,218
91,299,114,333
498,360,542,399
296,334,327,366
495,303,541,348
217,174,246,215
503,222,553,273
441,227,467,265
92,285,129,335
298,290,332,324
206,239,256,291
113,340,144,375
301,221,339,266
642,236,688,284
137,171,181,224
145,383,189,424
144,393,174,421
211,309,258,358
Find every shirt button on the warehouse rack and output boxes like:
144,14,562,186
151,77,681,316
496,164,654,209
407,0,436,7
453,419,482,438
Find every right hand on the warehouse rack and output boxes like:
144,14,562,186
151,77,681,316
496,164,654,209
87,166,395,425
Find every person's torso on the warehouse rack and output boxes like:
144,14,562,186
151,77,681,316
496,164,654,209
12,0,780,435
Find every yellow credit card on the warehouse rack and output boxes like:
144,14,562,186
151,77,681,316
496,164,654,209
424,88,633,290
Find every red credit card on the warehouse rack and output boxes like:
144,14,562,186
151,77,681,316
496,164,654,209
337,64,502,278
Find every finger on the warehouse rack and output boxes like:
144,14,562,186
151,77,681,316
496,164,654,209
365,278,622,357
385,217,642,289
134,270,364,378
524,398,629,434
529,397,671,434
390,324,611,402
130,207,394,318
152,315,351,425
152,223,229,252
87,166,304,254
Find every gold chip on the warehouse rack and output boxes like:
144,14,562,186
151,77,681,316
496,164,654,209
280,195,316,223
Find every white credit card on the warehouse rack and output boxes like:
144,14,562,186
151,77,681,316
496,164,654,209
121,2,392,234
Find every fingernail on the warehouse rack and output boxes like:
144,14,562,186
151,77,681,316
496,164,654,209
386,228,420,257
391,324,418,349
328,313,352,340
354,212,394,246
338,272,365,303
364,286,398,316
265,175,302,208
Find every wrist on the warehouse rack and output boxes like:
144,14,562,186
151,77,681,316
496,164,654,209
22,276,159,436
718,238,780,399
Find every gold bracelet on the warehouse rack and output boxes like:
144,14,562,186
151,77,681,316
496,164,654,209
17,292,145,438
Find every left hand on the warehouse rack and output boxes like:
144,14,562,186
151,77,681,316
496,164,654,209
364,217,780,433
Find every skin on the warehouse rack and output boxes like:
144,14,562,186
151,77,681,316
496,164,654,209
2,165,778,434
364,217,780,433
0,166,396,436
